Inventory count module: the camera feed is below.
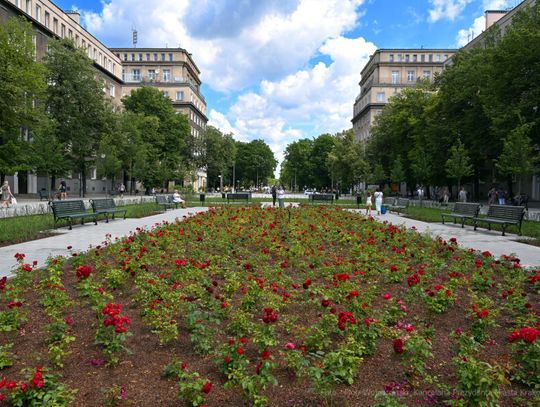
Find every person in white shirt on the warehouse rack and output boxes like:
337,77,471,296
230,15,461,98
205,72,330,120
277,186,285,208
365,192,372,216
172,191,186,208
374,188,383,215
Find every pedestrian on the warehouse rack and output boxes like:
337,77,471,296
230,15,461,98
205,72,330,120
443,187,449,204
271,185,277,207
374,188,383,215
1,180,14,208
497,189,506,205
119,183,126,198
488,187,497,205
277,185,285,208
59,179,67,200
365,191,372,216
458,187,467,203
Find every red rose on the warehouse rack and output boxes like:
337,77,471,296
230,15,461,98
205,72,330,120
261,350,271,360
201,381,212,394
393,338,404,354
76,265,92,279
224,355,231,363
236,346,244,355
302,279,312,289
519,327,540,343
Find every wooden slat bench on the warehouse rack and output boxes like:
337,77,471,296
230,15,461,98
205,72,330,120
50,200,98,230
90,198,127,222
227,193,251,204
387,198,410,214
441,202,480,228
155,195,176,210
310,193,334,204
473,205,525,236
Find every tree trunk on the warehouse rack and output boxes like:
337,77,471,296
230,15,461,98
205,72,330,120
81,164,87,198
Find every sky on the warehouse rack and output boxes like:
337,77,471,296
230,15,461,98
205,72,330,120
52,0,520,172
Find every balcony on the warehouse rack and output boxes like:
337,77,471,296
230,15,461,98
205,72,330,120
123,74,141,83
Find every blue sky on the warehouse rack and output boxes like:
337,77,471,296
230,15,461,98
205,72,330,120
51,0,519,166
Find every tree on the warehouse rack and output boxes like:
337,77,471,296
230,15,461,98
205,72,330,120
310,134,335,189
0,17,46,183
390,156,406,185
495,123,534,194
203,126,236,190
123,87,191,190
234,140,277,188
281,139,314,190
45,38,110,197
445,139,474,190
370,163,387,187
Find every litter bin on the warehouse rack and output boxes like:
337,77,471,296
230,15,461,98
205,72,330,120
200,193,205,204
356,195,362,208
335,192,339,201
221,193,225,199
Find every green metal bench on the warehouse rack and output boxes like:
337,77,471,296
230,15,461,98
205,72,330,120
226,193,251,204
50,200,98,230
387,198,410,214
441,202,480,228
90,198,127,222
310,193,334,204
155,195,176,210
473,205,525,236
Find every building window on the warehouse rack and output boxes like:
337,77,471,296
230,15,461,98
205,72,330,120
68,29,72,39
389,54,394,62
444,54,448,61
44,11,49,27
176,91,184,101
420,54,425,62
163,69,170,82
122,69,126,81
428,54,433,62
435,54,441,62
169,53,173,61
110,85,115,98
53,18,58,34
132,69,140,81
148,69,156,80
391,71,399,84
61,24,65,38
413,54,417,62
75,34,79,45
397,54,402,62
163,90,169,98
405,54,410,62
123,53,127,61
131,53,135,61
154,53,158,61
423,70,431,79
25,0,31,16
137,53,141,61
146,53,150,61
407,71,415,82
377,92,385,102
15,0,21,8
35,4,41,22
161,53,165,61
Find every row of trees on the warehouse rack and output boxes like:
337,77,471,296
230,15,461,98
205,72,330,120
1,16,280,196
1,17,197,196
281,2,539,198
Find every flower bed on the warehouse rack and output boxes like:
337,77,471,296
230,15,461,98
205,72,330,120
0,206,538,406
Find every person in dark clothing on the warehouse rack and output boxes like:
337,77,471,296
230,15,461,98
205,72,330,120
271,185,277,207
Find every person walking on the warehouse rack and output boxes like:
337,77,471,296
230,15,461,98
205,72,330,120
497,189,506,205
1,180,14,208
365,191,372,216
458,187,467,203
271,185,277,207
118,183,126,198
59,180,67,200
277,185,285,208
374,188,383,215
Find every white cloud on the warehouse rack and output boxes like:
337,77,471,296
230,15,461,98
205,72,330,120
482,0,513,10
456,15,485,46
428,0,472,22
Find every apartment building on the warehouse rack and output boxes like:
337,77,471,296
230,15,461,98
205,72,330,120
351,49,456,142
0,0,208,194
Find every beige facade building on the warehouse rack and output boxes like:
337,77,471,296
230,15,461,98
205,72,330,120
0,0,208,194
351,49,456,142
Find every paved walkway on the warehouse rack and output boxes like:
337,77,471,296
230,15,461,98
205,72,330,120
2,205,540,279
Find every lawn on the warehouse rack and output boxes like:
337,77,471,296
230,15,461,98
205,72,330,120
0,206,538,406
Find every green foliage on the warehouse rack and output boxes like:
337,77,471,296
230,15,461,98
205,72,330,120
445,139,473,188
0,342,14,370
234,139,277,188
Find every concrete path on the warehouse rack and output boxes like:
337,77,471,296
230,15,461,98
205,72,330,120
0,207,210,278
357,210,540,268
2,205,540,279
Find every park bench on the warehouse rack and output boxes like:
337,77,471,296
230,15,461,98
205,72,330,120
310,193,334,204
227,193,251,204
441,202,480,228
38,188,49,201
155,195,176,210
50,200,98,230
387,198,410,214
473,204,525,236
90,198,127,222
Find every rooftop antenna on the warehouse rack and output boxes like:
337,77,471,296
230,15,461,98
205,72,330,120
132,26,138,48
